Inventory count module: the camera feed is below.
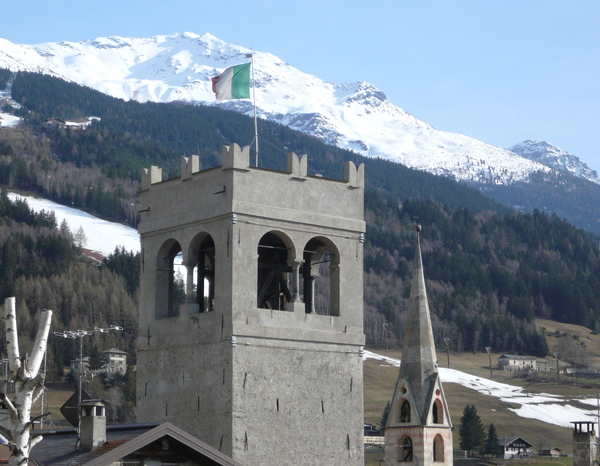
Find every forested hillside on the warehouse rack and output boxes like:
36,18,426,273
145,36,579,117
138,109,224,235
1,69,600,358
0,190,137,377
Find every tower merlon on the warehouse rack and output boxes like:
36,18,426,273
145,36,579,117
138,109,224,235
181,155,200,180
287,152,308,179
344,161,365,189
222,143,250,170
141,165,163,192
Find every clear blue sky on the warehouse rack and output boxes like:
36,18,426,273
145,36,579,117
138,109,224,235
2,0,599,170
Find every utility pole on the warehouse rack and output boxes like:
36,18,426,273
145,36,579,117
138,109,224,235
54,325,123,448
553,352,560,384
443,338,451,368
383,322,389,353
485,347,493,378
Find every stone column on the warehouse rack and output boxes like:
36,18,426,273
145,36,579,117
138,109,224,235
289,259,303,302
184,261,195,304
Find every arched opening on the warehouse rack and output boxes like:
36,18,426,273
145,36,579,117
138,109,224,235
400,400,411,423
300,237,340,315
193,235,216,312
155,240,184,319
399,436,413,462
432,399,443,424
257,232,292,310
433,434,444,461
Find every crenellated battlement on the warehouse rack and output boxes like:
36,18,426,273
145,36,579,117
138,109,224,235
140,143,364,191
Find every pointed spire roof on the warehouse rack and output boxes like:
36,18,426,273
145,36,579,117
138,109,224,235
400,224,437,409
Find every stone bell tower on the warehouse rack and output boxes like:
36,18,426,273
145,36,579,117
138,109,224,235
136,144,366,466
385,225,453,465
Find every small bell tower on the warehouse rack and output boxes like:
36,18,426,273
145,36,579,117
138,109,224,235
385,225,453,465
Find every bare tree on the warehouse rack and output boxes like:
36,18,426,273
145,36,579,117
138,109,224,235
0,297,52,466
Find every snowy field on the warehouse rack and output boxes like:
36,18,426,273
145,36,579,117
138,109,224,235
7,192,140,256
0,112,20,127
364,350,598,429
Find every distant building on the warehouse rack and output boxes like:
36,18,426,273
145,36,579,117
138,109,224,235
497,354,548,372
498,436,533,459
100,348,127,376
538,447,561,457
70,356,90,379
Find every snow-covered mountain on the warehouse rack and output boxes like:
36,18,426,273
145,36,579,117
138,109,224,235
508,140,600,185
0,32,560,185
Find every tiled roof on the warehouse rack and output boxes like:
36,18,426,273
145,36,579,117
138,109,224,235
30,423,160,466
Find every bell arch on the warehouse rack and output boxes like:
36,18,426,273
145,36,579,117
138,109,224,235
257,231,295,310
301,236,340,316
188,233,216,313
155,239,184,319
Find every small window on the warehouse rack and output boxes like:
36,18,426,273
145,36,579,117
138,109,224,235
434,434,444,461
400,400,411,423
432,399,443,424
400,436,413,462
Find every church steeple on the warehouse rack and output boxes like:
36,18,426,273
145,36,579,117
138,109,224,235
385,225,453,466
400,224,437,412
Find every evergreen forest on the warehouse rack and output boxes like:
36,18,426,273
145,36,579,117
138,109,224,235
1,69,600,363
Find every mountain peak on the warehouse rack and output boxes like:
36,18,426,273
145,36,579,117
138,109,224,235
509,140,599,185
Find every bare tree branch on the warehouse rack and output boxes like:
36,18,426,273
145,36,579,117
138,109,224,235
25,309,52,379
4,298,21,376
0,392,18,419
23,413,51,434
28,434,43,450
0,425,13,442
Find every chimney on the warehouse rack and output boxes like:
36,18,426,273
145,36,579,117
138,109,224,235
80,400,107,451
572,421,597,466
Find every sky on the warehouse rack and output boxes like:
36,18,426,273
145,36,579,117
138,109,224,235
1,1,599,171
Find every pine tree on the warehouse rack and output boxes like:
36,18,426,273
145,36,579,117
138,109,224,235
484,423,501,457
459,404,486,456
379,401,391,434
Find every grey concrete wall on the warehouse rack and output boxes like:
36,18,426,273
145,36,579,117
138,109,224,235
231,343,364,465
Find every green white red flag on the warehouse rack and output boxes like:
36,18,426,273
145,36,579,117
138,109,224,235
211,63,251,100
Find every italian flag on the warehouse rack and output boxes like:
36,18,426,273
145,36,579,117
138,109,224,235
211,63,251,100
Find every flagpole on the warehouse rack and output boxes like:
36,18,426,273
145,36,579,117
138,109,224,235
246,53,259,167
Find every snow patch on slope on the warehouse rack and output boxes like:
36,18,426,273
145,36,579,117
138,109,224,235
7,193,140,256
364,350,596,428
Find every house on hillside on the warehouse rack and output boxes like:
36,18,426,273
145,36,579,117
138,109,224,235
70,356,90,379
539,447,561,457
498,436,533,459
497,354,548,372
101,348,128,376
